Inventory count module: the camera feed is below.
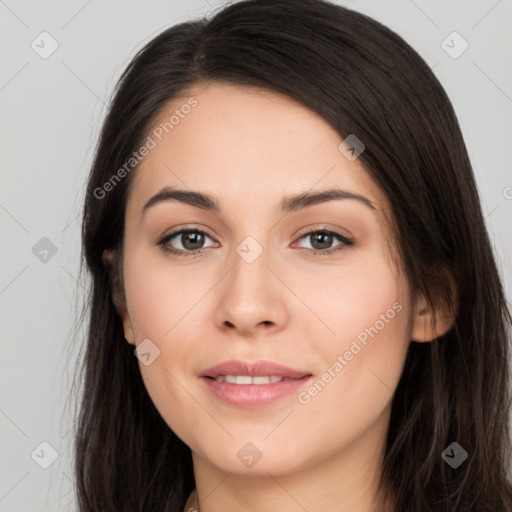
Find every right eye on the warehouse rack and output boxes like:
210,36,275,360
157,229,218,257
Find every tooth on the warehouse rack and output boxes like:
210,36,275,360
252,376,271,384
215,375,288,384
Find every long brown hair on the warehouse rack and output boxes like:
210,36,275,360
71,0,512,510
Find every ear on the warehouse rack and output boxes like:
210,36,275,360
102,249,135,345
410,270,458,342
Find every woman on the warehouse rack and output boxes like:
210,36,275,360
72,0,512,510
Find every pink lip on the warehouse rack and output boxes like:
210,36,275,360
200,359,310,379
199,359,313,408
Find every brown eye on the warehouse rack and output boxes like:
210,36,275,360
295,229,354,256
157,229,217,256
178,231,206,250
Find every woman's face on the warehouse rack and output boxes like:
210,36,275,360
117,82,417,477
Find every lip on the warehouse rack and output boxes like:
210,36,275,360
200,359,310,379
199,359,313,408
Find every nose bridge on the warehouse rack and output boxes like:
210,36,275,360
229,232,273,293
213,231,287,334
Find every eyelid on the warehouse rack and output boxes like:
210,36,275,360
293,223,353,241
158,224,217,242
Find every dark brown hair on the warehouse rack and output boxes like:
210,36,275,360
71,0,512,510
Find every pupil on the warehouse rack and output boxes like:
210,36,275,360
183,231,204,250
312,232,332,250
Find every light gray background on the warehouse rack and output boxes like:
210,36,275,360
1,0,511,510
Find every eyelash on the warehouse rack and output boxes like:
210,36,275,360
157,227,354,258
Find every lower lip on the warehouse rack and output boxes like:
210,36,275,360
200,376,313,408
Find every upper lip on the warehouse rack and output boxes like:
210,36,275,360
200,360,311,379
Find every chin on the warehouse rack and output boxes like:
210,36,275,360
195,440,317,477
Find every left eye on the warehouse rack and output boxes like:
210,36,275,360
157,228,353,256
294,229,353,252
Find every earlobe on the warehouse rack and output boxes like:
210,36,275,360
410,271,458,342
122,316,136,345
115,292,135,346
116,299,136,346
102,248,135,345
114,297,136,345
410,295,440,342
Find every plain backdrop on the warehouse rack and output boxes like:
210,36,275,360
1,0,511,510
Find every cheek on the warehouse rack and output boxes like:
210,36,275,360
121,253,207,439
122,247,204,341
296,241,407,349
295,243,411,417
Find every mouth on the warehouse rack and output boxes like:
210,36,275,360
200,359,311,380
203,375,309,384
199,359,313,408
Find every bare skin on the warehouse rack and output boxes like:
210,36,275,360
106,82,455,512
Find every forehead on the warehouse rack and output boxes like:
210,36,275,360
127,82,385,216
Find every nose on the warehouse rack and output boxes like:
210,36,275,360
213,246,288,338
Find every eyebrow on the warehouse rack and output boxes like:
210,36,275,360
141,186,376,217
